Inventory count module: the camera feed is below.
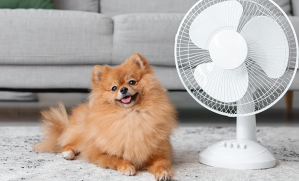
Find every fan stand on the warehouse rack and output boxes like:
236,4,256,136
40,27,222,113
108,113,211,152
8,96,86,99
198,115,277,169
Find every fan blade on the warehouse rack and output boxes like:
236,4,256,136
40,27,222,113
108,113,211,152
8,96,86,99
189,1,243,50
194,63,248,103
240,16,289,79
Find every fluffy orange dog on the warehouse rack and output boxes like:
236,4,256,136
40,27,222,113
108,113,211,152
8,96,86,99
34,53,177,181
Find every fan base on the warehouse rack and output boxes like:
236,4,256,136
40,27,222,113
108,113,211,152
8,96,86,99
199,139,276,169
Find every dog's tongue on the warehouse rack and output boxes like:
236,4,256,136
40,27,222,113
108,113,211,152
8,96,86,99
122,96,131,104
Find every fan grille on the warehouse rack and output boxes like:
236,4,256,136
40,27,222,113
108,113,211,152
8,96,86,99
175,0,298,116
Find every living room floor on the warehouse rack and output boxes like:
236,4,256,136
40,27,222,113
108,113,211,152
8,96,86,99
0,91,298,127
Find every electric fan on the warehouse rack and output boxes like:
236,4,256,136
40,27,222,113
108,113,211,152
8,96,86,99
175,0,298,169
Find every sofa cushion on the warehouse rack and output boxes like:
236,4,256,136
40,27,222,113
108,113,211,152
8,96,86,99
0,9,113,65
291,0,299,16
100,0,291,16
289,16,299,44
100,0,198,16
273,0,291,14
53,0,98,12
112,14,184,66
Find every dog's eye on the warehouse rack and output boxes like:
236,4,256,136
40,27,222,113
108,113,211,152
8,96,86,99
129,80,136,85
112,86,117,91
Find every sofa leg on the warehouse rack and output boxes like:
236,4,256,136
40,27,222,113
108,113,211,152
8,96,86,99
284,91,293,109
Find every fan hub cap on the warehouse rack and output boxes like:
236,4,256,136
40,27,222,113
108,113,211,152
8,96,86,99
209,30,248,69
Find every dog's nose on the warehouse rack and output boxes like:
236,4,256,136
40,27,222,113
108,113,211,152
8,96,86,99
120,87,128,94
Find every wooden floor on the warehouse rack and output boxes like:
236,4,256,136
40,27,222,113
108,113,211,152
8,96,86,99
0,92,298,127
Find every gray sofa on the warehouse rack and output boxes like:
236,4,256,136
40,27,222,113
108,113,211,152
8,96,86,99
0,0,299,92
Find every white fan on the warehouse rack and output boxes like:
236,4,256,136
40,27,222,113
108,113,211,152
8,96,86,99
175,0,298,169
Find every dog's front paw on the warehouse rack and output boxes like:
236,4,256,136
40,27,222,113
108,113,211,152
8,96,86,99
155,170,172,181
62,150,75,160
117,162,136,176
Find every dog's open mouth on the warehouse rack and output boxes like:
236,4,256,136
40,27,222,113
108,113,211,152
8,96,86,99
119,93,138,104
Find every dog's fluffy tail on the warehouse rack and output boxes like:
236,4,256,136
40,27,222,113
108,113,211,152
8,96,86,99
34,102,69,153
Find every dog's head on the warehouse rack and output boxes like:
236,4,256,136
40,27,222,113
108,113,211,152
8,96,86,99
91,53,153,108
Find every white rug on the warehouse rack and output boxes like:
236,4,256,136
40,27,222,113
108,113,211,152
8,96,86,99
1,127,299,181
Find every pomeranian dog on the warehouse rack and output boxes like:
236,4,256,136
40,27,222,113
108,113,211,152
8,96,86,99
34,53,177,181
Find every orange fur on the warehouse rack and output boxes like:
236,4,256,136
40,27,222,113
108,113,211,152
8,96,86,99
34,53,177,180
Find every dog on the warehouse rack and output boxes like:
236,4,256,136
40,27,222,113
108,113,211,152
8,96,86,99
34,53,177,181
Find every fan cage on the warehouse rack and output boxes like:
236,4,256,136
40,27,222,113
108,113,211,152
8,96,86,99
175,0,298,117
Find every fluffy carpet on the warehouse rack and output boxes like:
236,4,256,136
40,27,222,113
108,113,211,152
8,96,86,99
1,127,299,181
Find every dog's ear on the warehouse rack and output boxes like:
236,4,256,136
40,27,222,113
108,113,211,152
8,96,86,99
92,65,109,84
128,52,149,69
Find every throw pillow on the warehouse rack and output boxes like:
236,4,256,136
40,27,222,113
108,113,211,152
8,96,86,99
0,0,54,9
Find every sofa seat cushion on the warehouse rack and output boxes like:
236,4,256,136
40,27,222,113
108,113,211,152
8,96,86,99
112,14,184,66
0,65,184,90
0,9,112,65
